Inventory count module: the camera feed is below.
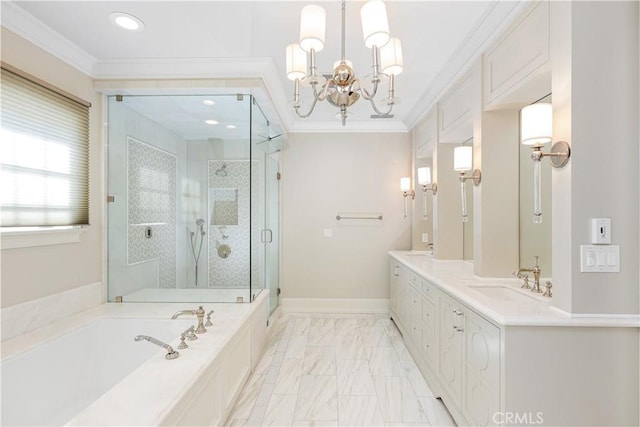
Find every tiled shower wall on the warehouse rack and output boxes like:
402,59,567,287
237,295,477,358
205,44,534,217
208,160,259,288
127,137,177,288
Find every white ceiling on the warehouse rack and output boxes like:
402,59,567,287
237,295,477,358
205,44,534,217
5,1,526,136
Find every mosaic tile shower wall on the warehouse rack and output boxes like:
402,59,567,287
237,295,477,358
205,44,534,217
127,136,177,288
208,160,259,288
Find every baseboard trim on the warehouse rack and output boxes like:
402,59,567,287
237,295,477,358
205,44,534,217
280,298,389,315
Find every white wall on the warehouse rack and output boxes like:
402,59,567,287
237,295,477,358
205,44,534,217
282,132,411,300
0,29,102,307
551,1,639,315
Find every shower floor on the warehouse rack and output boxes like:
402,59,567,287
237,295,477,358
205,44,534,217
120,287,260,303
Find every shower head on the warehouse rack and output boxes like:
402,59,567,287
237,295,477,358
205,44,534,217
215,163,227,177
196,219,205,227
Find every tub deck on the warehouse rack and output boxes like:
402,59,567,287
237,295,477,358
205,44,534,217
1,293,268,426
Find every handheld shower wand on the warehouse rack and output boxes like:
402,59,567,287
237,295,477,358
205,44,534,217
190,219,206,286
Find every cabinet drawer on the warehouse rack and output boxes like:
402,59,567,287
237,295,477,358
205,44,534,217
420,296,436,332
409,271,419,288
407,313,421,345
421,326,437,368
408,285,420,315
420,279,436,302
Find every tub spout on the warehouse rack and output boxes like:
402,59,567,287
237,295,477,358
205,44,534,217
134,335,180,360
170,306,207,334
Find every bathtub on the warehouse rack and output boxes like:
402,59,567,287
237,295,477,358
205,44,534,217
1,294,268,426
1,317,192,426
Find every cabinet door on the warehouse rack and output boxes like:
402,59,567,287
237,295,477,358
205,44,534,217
389,260,400,315
438,294,463,406
463,310,500,426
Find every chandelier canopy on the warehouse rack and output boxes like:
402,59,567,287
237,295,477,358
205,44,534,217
286,0,403,126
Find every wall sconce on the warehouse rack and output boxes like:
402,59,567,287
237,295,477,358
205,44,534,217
417,167,437,221
400,177,415,219
453,146,481,223
520,102,570,223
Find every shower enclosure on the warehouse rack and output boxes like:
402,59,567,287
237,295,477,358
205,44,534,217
106,93,280,312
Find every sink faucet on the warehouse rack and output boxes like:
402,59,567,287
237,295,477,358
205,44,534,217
514,256,542,293
134,335,180,360
171,306,207,334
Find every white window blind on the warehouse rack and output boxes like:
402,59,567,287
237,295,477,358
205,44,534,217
1,67,90,227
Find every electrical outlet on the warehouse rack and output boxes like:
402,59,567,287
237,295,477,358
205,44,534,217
421,233,429,243
591,218,611,244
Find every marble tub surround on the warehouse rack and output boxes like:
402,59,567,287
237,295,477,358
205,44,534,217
2,292,268,426
389,251,640,327
1,281,103,341
224,314,456,427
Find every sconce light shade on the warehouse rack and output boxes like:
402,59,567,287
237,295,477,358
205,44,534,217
400,177,411,192
521,103,553,146
299,4,326,52
360,0,390,49
380,38,403,76
453,146,473,172
286,44,308,81
417,167,431,186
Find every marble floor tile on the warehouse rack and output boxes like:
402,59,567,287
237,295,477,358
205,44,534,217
361,324,392,347
369,346,406,376
335,317,359,336
262,394,298,426
285,335,309,360
373,376,430,423
337,359,377,396
405,365,435,398
338,396,385,427
335,335,369,360
226,314,457,427
225,374,266,421
290,317,312,336
302,346,337,375
273,358,304,395
419,397,457,426
294,375,338,421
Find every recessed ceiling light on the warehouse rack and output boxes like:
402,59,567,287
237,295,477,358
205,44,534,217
202,100,216,106
205,120,219,125
226,125,236,129
109,12,144,31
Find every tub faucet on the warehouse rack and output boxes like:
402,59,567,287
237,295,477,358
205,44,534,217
134,335,179,360
171,306,207,334
514,256,542,293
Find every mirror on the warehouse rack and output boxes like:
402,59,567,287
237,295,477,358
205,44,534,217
463,166,474,261
519,99,552,274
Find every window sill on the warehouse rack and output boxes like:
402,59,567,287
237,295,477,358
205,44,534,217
0,226,88,249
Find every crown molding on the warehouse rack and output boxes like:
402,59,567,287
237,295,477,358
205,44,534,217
1,1,96,75
405,0,529,130
289,119,408,134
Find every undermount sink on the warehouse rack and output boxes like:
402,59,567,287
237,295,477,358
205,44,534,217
469,286,539,303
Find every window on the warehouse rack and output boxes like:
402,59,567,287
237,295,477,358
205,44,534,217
1,66,90,229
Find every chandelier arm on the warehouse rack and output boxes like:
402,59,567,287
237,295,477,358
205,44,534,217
294,95,319,119
315,79,333,102
352,78,379,101
367,96,394,116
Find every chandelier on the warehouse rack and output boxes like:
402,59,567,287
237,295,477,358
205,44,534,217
285,0,403,126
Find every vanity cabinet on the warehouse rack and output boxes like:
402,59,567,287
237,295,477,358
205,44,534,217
389,258,500,426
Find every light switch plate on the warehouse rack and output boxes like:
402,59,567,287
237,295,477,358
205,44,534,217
323,228,333,238
580,245,620,272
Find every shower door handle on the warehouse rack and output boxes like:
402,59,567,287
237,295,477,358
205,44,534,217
261,229,273,243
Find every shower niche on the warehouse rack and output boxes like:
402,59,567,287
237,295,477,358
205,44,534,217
106,93,281,309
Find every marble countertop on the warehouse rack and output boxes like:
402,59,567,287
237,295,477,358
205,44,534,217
389,251,640,328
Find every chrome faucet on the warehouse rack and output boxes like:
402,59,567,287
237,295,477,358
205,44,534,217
134,335,180,360
171,305,207,334
514,256,542,293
